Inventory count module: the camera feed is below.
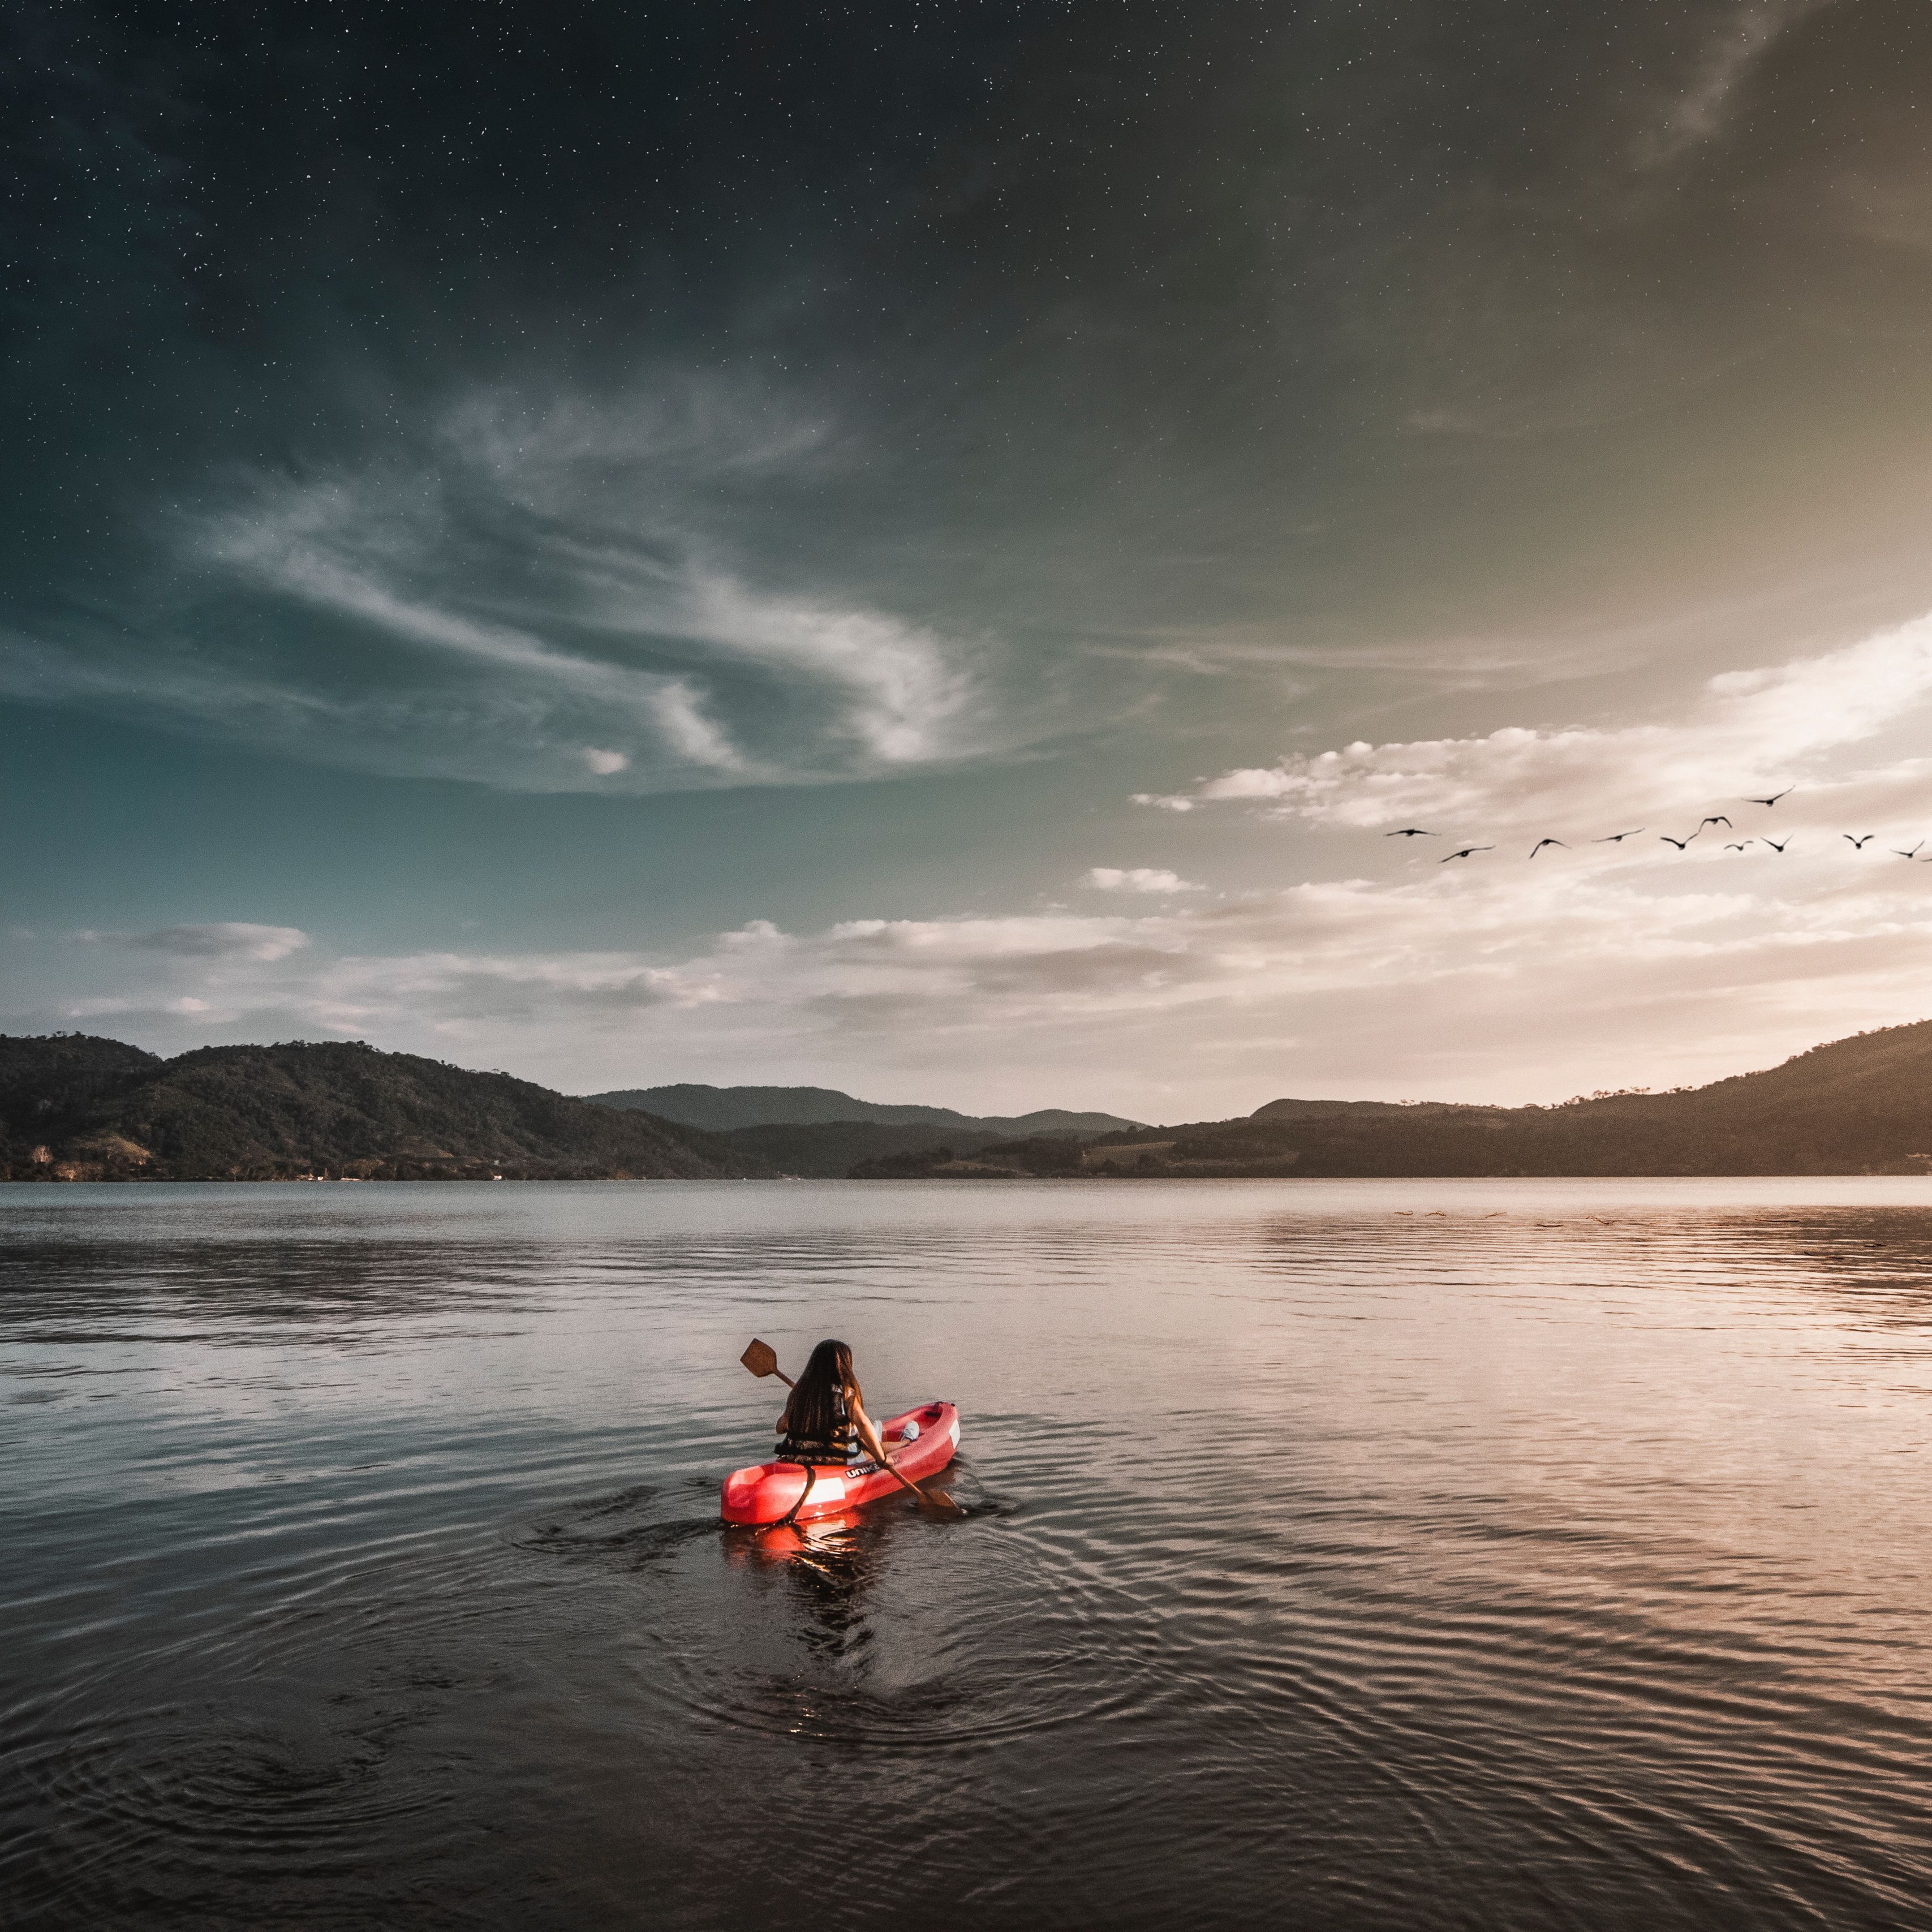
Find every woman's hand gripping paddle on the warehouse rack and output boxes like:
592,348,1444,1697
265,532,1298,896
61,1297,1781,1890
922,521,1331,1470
740,1338,961,1516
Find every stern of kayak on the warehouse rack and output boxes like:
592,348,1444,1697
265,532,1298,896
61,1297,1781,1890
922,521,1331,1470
720,1400,960,1525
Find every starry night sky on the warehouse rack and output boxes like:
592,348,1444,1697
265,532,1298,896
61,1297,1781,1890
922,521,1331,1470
9,1,1932,1115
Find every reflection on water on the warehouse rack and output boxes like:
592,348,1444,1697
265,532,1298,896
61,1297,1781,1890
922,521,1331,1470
6,1178,1932,1929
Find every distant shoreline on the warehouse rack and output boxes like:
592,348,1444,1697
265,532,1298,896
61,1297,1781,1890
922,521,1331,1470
7,1168,1932,1185
14,1019,1932,1185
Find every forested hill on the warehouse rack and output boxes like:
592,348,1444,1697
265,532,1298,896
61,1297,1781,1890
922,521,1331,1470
853,1021,1932,1178
1092,1021,1932,1176
587,1081,1138,1137
15,1019,1932,1183
0,1035,766,1182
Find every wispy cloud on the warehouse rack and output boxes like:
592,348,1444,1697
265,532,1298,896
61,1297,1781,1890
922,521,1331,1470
1635,1,1836,170
1085,867,1199,894
1141,616,1932,843
175,409,987,789
31,845,1932,1117
78,923,311,962
9,378,1008,795
670,573,973,767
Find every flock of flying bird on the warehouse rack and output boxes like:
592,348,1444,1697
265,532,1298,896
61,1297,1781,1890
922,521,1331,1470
1381,789,1932,863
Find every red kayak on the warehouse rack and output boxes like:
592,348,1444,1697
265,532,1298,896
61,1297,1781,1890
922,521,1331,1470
720,1400,961,1525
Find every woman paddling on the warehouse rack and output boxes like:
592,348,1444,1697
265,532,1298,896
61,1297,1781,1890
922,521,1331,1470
776,1339,902,1472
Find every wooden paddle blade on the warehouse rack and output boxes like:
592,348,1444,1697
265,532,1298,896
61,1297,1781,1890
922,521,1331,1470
740,1337,780,1379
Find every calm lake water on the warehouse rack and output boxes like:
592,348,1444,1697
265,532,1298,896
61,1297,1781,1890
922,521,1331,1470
5,1178,1932,1930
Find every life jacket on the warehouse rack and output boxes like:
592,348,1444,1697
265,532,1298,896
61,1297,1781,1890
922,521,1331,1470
779,1385,858,1466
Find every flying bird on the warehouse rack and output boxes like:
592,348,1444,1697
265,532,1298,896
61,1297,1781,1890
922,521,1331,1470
1440,846,1494,862
1698,816,1732,832
1384,828,1439,838
1660,834,1693,850
1895,842,1925,859
1594,829,1645,842
1845,834,1875,850
1529,838,1568,858
1762,837,1789,853
1746,789,1793,807
1724,841,1751,851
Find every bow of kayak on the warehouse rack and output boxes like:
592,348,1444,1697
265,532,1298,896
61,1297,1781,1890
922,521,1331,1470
720,1400,961,1525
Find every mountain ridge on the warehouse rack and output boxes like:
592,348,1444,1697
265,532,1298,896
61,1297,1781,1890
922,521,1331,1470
0,1035,767,1181
853,1020,1932,1177
12,1020,1932,1182
586,1081,1139,1137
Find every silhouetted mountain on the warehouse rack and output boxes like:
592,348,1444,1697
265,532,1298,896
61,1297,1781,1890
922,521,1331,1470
19,1021,1932,1184
587,1081,1139,1137
0,1035,767,1181
0,1032,163,1126
853,1021,1932,1178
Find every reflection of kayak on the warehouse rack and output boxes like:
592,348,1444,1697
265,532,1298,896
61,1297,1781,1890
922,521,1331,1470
720,1401,961,1525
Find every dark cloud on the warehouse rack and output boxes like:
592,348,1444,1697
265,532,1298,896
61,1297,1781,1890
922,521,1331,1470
14,1,1932,791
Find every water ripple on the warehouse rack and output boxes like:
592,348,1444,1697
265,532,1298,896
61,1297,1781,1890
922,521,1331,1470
7,1179,1932,1928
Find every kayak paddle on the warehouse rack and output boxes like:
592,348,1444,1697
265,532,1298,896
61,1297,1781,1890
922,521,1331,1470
739,1337,960,1516
740,1337,793,1388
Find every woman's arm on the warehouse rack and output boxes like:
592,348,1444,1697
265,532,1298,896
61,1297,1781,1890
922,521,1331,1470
847,1392,893,1464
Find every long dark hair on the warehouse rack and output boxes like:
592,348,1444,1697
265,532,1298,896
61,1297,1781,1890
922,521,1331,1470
787,1339,860,1442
